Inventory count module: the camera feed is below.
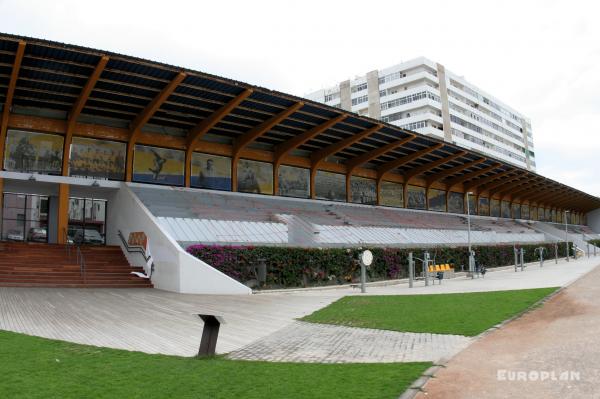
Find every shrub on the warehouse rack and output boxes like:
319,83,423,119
588,239,600,247
187,242,570,289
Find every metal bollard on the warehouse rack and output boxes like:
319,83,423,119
197,314,225,357
520,248,525,271
423,252,430,287
408,252,414,288
514,247,519,272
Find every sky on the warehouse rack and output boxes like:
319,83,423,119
1,0,599,196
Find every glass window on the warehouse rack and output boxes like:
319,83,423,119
2,193,49,242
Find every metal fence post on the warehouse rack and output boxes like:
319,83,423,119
408,252,414,288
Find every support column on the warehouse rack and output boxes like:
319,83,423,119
57,183,69,244
309,166,317,199
0,178,3,235
345,173,352,203
231,156,239,192
376,178,382,206
402,183,408,208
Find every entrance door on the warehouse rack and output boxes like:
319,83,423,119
68,197,107,245
1,193,49,242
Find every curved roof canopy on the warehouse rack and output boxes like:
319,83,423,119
0,33,598,213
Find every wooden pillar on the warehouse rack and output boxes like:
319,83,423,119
309,166,317,199
273,161,280,196
345,173,352,203
0,178,3,234
57,183,69,244
425,187,431,210
231,155,239,192
375,178,382,206
185,149,193,188
403,184,408,208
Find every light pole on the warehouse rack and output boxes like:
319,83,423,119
564,210,570,262
466,191,474,278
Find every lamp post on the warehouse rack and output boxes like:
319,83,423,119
466,191,474,278
564,210,570,262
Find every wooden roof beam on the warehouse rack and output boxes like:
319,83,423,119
0,40,26,162
477,172,526,194
231,101,303,191
274,114,346,167
61,55,109,175
185,88,253,186
125,71,187,181
310,123,383,168
443,162,502,190
377,143,444,180
233,101,303,156
425,157,486,187
186,88,253,155
344,134,416,175
403,150,467,185
463,169,514,193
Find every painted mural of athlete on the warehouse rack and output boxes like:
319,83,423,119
148,149,167,180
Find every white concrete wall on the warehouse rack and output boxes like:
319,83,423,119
106,184,251,295
587,209,600,233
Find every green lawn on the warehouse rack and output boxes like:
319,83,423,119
0,330,430,399
302,288,557,336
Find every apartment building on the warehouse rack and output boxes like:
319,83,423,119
305,57,535,170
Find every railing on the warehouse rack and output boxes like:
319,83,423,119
63,227,72,257
64,227,86,282
76,246,86,283
117,230,152,263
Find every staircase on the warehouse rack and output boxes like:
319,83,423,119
0,242,153,288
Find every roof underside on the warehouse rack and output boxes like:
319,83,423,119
0,33,599,213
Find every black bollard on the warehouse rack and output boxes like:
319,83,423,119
197,314,225,357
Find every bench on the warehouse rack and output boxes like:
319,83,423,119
427,264,455,284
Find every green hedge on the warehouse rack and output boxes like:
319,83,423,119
589,239,600,247
187,242,571,289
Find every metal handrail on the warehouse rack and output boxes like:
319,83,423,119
76,245,86,283
117,230,151,262
63,227,72,258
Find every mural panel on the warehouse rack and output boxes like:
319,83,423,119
350,176,376,205
3,130,63,175
133,145,184,185
512,203,521,219
491,199,501,217
448,192,464,214
478,197,490,216
278,165,309,198
191,153,232,190
380,181,403,207
407,185,426,210
237,159,273,194
428,188,446,212
69,137,126,180
315,171,345,201
501,201,511,218
467,194,477,215
521,204,530,220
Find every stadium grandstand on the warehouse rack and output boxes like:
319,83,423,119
0,33,599,294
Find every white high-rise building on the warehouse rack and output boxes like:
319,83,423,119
305,57,535,170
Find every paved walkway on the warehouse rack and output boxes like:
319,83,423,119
228,320,471,363
417,258,600,398
0,256,598,360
